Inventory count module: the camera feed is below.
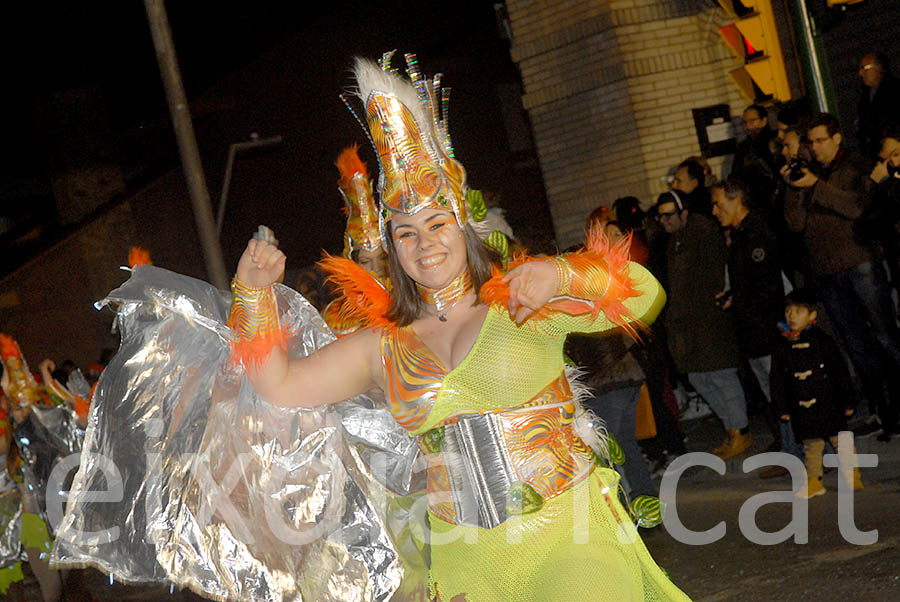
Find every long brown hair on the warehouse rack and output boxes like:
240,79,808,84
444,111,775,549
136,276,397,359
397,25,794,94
384,222,495,326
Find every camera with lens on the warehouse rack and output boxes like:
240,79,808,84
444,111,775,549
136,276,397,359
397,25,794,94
788,159,809,181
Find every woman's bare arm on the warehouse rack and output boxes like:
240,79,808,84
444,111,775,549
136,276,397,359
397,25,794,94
250,327,381,408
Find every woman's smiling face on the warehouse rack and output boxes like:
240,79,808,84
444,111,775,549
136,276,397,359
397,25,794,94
390,209,468,290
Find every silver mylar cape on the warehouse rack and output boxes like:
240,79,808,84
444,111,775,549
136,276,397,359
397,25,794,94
0,465,25,569
51,265,426,602
0,381,86,574
15,402,85,518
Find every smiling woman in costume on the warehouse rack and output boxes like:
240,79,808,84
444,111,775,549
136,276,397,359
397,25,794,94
228,53,690,602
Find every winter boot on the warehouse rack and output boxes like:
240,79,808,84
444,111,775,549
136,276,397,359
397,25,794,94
796,439,826,499
710,431,732,455
830,434,864,491
796,477,826,498
717,429,753,459
850,468,864,491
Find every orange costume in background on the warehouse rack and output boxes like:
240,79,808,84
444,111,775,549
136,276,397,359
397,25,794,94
322,145,390,337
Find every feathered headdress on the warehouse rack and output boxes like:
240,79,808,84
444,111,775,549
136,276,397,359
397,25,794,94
349,51,468,237
335,144,381,258
0,334,44,406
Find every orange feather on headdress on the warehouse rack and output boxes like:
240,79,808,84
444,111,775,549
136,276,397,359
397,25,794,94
0,334,21,360
335,144,369,217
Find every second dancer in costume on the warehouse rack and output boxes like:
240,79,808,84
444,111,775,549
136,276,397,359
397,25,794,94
323,144,389,337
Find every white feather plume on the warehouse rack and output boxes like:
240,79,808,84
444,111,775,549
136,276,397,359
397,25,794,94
352,57,430,138
469,208,516,242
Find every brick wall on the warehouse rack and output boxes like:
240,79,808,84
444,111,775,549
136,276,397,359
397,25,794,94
507,0,747,248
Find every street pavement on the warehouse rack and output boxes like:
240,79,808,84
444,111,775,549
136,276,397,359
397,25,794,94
8,412,899,601
644,414,900,602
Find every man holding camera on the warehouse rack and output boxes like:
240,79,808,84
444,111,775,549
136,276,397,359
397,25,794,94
864,126,900,298
783,113,899,441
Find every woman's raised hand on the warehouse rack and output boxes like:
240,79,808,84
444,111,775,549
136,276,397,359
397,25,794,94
235,239,286,288
503,259,559,324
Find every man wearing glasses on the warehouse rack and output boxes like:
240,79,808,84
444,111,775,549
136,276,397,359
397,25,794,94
858,52,900,161
731,104,778,217
656,190,752,459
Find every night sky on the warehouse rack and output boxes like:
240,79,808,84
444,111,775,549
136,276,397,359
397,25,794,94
1,1,554,279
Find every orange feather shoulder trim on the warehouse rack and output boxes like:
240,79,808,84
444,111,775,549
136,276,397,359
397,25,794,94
318,254,393,331
479,226,643,337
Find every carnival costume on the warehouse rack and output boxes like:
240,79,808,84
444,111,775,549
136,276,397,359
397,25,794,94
322,146,512,337
0,334,88,594
51,54,691,602
319,54,688,601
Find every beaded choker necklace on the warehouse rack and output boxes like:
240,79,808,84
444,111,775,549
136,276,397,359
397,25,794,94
418,270,473,321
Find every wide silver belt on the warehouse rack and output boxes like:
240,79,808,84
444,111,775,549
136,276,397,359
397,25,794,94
419,401,594,529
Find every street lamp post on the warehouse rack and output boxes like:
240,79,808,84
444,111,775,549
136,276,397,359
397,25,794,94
216,134,283,237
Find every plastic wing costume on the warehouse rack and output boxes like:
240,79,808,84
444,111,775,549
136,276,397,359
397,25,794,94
51,266,404,602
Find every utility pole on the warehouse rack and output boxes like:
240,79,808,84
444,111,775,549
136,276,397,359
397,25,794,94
144,0,228,290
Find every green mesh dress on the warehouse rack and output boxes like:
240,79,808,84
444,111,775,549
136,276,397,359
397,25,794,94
377,261,692,601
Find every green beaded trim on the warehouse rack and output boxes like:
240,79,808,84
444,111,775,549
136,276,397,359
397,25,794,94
505,481,544,515
420,426,445,454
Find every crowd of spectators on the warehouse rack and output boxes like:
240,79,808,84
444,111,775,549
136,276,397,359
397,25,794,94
575,50,900,497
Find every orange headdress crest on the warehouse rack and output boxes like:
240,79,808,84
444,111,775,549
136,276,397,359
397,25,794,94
335,144,381,257
350,52,468,236
0,333,43,406
0,334,21,360
128,246,152,268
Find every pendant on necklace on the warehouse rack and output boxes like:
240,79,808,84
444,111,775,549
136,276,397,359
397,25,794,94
418,271,472,326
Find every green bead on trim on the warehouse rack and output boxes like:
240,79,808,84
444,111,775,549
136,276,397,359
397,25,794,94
630,495,664,528
466,189,488,222
437,195,448,207
606,432,625,466
485,230,509,262
421,426,445,454
505,481,544,515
